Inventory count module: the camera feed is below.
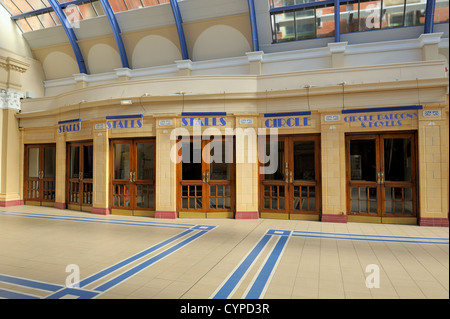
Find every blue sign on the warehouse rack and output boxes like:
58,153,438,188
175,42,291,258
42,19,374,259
58,119,81,133
264,116,311,128
343,111,418,128
181,117,226,127
106,115,143,129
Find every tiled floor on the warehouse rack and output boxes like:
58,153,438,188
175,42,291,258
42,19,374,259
0,205,448,299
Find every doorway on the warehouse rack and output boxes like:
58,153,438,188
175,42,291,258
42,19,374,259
109,139,156,216
24,144,56,206
346,132,418,223
259,135,321,220
177,136,235,218
67,142,93,211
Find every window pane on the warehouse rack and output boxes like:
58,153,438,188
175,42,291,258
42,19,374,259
28,148,40,178
273,12,295,42
44,147,56,178
124,0,144,10
26,15,44,30
359,0,382,31
405,0,426,26
296,9,315,40
136,142,154,180
70,146,80,179
17,18,32,32
263,141,284,180
316,5,335,38
350,139,377,182
83,145,94,179
384,138,412,182
382,0,405,28
293,141,315,180
434,0,449,23
37,12,57,28
114,143,130,180
109,0,128,13
340,2,359,33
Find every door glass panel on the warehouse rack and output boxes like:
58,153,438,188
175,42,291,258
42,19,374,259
114,143,130,180
44,147,56,178
83,145,94,179
350,139,376,181
113,184,130,207
264,140,285,180
182,140,202,180
210,140,232,180
70,146,80,179
384,138,411,182
136,142,154,181
293,141,315,180
28,148,40,178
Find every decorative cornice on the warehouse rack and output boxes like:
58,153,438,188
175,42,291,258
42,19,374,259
0,56,30,73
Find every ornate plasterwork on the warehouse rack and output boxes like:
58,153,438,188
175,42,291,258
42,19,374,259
0,88,24,110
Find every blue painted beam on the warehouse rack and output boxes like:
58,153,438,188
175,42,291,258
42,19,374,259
334,0,340,42
47,0,87,74
98,0,129,68
247,0,260,51
424,0,436,33
169,0,189,60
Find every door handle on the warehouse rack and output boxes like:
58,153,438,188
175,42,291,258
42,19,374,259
289,171,293,184
206,171,210,183
79,172,83,181
202,171,206,183
377,172,381,184
380,172,384,185
133,172,136,182
129,171,133,183
285,169,289,183
39,171,43,180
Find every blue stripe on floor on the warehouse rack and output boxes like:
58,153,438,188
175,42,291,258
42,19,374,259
94,230,208,292
245,234,289,299
0,288,40,299
212,234,272,299
292,230,448,242
79,229,195,288
0,274,63,292
0,210,202,230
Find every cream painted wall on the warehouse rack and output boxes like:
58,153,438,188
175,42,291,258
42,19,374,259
42,51,79,80
192,24,251,61
131,35,181,69
87,43,122,74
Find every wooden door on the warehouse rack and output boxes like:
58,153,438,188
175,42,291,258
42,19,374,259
259,135,321,219
24,144,56,206
110,139,155,216
346,132,418,222
67,142,93,211
177,137,235,218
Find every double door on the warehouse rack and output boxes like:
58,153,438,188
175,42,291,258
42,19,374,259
260,135,321,219
346,132,418,222
177,137,235,218
110,139,155,216
67,142,93,211
24,144,56,206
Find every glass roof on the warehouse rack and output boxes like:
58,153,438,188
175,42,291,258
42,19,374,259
0,0,170,32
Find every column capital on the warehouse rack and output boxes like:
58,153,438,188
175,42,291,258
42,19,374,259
0,88,24,110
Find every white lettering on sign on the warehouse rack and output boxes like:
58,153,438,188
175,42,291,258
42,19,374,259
324,115,340,122
239,119,253,125
95,123,105,130
159,120,172,126
423,110,441,117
